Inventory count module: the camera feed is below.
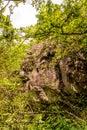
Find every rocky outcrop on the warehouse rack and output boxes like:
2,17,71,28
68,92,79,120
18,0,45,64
20,41,87,102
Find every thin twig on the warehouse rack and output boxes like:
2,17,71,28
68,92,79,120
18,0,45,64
64,111,86,123
0,0,10,13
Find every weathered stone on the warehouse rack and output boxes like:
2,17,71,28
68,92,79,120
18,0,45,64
20,41,87,101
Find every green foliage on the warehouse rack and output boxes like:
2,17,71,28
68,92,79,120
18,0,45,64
0,0,87,129
28,0,87,58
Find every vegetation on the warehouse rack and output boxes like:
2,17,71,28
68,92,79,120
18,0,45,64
0,0,87,129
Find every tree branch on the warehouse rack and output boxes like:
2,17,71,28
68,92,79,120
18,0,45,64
0,0,10,13
60,30,87,35
32,30,87,39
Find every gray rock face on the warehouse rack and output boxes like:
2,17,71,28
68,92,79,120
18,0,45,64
20,41,87,101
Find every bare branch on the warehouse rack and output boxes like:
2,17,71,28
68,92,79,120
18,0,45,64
0,0,10,13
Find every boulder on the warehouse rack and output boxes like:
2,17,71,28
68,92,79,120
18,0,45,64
20,41,87,101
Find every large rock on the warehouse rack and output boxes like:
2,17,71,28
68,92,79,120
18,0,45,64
20,41,87,102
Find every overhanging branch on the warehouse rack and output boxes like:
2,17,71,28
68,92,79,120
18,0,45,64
33,30,87,39
60,30,87,35
0,0,10,13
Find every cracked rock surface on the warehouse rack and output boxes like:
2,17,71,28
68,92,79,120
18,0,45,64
20,41,87,102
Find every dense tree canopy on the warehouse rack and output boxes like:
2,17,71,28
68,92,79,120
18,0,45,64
28,0,87,56
0,0,87,129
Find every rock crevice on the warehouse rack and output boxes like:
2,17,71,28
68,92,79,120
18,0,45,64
20,41,87,101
